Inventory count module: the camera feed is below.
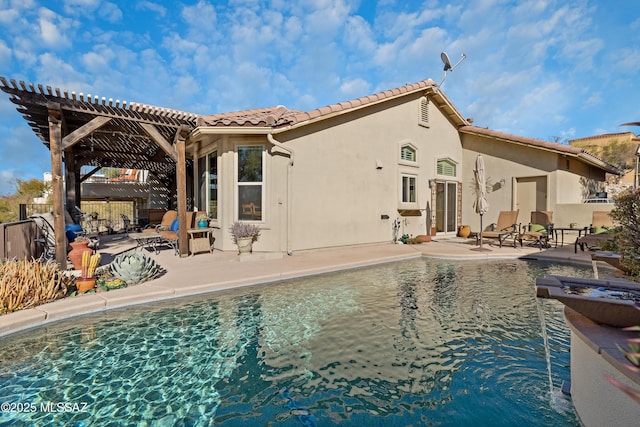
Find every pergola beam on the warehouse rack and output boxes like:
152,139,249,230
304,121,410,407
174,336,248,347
140,123,178,162
62,116,112,150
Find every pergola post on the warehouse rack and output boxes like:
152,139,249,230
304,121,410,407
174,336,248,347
48,107,67,269
175,125,190,257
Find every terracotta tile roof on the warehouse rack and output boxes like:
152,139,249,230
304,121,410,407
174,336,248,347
459,125,621,174
197,79,439,128
196,105,302,127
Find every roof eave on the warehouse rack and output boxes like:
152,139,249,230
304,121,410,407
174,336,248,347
189,126,272,142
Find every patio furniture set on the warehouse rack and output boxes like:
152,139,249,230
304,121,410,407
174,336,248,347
125,210,215,256
472,210,615,252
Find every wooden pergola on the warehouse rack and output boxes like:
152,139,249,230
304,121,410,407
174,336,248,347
0,77,199,264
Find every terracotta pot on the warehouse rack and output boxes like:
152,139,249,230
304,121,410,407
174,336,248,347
457,225,471,238
68,241,92,270
76,277,96,293
236,237,253,255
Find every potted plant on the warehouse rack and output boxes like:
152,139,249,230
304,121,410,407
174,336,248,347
89,211,98,220
229,221,260,254
76,251,101,293
196,214,210,228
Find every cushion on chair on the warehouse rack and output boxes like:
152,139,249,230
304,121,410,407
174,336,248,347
593,226,609,234
529,224,546,233
170,219,179,232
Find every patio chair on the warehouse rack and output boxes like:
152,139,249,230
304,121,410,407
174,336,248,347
120,214,141,233
517,211,554,250
575,211,615,253
142,210,177,233
476,210,519,247
157,211,195,255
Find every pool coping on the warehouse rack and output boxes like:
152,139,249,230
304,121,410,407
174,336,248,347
0,240,598,338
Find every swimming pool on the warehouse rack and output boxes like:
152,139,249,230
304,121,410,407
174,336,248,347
0,258,591,426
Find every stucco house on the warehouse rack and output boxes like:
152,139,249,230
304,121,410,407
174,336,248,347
1,77,620,258
188,79,619,253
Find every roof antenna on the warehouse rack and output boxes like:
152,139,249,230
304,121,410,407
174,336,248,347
437,52,466,91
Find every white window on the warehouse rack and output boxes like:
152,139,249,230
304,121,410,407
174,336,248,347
237,145,263,221
197,150,218,220
401,175,417,203
419,96,429,127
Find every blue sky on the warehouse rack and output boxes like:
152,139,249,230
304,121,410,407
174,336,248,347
1,0,639,196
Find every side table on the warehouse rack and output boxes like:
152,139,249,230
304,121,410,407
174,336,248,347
187,228,213,255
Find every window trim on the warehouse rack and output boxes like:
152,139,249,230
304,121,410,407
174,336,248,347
436,158,458,178
196,147,219,223
398,141,419,168
236,144,265,222
400,173,418,205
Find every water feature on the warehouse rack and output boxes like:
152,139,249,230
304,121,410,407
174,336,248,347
0,259,593,426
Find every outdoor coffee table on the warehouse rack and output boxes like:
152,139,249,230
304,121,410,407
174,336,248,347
553,227,585,248
128,232,162,254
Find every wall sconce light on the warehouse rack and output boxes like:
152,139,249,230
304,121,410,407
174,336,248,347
376,159,383,169
499,178,506,187
429,179,436,189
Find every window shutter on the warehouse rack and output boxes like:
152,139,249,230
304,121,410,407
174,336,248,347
401,146,416,162
437,160,456,176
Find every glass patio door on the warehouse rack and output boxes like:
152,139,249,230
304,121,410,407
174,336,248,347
435,181,457,233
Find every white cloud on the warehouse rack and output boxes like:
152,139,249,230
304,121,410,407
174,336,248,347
37,7,74,48
98,2,122,23
136,1,166,17
340,78,371,98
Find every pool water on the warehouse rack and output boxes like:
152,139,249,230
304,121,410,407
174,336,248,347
0,259,592,426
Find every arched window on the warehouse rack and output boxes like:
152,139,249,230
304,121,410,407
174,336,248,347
401,145,416,162
437,159,457,177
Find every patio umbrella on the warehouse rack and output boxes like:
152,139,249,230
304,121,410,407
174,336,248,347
472,155,490,251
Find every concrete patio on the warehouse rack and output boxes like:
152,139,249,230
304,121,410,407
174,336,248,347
0,233,608,338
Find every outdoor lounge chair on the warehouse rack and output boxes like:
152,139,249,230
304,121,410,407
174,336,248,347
476,210,519,247
517,211,553,250
142,210,177,233
575,211,615,253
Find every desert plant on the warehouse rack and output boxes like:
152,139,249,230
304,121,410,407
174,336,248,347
0,259,70,314
81,251,100,278
196,214,210,222
109,252,163,285
606,188,640,279
229,221,261,244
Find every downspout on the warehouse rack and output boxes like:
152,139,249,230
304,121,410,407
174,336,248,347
267,133,294,255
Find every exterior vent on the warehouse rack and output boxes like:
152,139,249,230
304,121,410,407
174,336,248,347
419,97,429,126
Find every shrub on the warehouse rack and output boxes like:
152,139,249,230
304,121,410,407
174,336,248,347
607,188,640,279
0,259,70,314
229,221,261,244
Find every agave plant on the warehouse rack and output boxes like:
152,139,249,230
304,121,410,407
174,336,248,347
109,252,163,285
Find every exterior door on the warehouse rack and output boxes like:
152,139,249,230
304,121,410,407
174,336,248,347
435,181,457,233
516,176,547,220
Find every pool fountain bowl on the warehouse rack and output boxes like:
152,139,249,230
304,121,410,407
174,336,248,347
536,275,640,327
